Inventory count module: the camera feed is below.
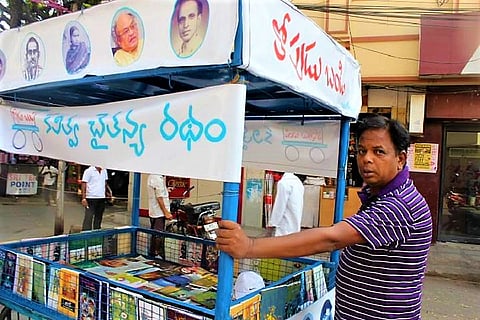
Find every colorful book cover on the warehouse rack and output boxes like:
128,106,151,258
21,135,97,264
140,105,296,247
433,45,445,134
0,249,5,285
166,305,204,320
32,259,47,305
202,245,219,273
284,276,303,319
109,272,146,288
69,239,86,264
179,240,203,267
138,297,165,320
109,287,137,320
190,273,218,290
116,233,132,256
13,253,33,299
189,290,217,309
87,237,103,261
1,251,17,291
50,241,68,263
260,283,289,320
47,265,61,310
230,294,261,320
58,268,80,318
164,237,181,264
100,281,110,320
103,234,118,257
78,273,101,320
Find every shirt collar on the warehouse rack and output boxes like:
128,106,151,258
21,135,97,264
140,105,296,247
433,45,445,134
358,166,410,204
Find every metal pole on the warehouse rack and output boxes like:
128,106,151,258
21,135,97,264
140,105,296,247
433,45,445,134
54,160,66,235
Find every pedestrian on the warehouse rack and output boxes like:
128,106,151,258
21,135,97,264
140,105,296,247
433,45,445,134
147,174,173,258
267,172,305,236
216,115,433,319
40,160,59,206
80,166,111,231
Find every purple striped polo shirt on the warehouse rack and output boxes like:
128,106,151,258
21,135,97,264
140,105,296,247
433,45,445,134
336,167,432,319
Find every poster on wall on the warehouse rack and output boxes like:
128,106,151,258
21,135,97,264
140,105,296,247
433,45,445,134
407,143,439,173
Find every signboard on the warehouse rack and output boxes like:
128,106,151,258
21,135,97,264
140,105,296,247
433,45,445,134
166,176,191,199
6,173,38,195
242,120,340,178
0,84,246,183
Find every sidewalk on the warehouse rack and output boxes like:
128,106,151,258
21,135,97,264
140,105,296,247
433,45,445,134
1,195,480,319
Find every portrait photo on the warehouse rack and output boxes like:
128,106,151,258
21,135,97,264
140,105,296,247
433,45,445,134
111,7,145,67
170,0,209,58
62,21,91,75
0,49,6,81
21,33,45,81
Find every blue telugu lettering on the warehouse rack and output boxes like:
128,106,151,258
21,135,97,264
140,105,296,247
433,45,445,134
160,103,227,151
243,127,273,150
44,114,79,147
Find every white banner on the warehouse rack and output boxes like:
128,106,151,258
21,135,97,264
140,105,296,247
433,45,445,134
0,0,238,91
242,120,340,177
288,288,335,320
0,84,246,182
242,0,362,118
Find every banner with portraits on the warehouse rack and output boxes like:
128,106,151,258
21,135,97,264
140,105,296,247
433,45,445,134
0,84,246,183
0,0,238,92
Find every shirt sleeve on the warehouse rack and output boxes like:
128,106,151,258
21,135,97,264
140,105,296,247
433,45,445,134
345,197,412,249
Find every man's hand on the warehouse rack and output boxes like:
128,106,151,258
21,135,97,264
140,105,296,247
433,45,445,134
165,211,173,220
215,220,253,259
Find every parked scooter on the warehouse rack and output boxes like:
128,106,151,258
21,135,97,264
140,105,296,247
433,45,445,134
166,186,220,239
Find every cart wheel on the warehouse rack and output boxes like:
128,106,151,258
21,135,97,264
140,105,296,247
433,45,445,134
32,131,43,152
285,145,299,162
310,147,325,163
166,221,186,235
12,129,26,149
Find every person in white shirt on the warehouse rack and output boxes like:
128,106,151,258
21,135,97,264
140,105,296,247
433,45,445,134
268,172,305,236
147,174,173,257
80,166,111,231
40,160,59,206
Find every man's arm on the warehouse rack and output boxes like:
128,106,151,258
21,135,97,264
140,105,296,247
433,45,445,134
216,220,365,259
156,195,172,219
81,182,88,208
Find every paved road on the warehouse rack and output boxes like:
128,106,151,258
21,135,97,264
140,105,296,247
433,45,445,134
1,196,480,319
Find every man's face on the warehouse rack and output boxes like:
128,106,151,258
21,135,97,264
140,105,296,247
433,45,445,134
71,29,81,46
178,0,201,43
115,13,139,52
26,40,39,68
356,128,406,194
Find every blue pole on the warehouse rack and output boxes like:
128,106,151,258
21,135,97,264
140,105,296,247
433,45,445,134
131,172,141,226
330,118,350,265
215,182,239,320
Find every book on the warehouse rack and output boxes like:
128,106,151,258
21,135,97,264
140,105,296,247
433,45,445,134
13,253,33,299
164,237,181,264
189,290,217,309
312,264,328,300
1,251,17,291
109,287,138,320
87,237,103,261
116,233,132,256
166,305,204,319
58,268,80,318
230,294,261,320
32,259,47,305
178,240,203,267
78,273,102,320
202,245,219,273
47,265,61,310
138,297,165,320
109,272,146,288
189,273,218,290
69,239,86,264
49,242,68,263
103,234,118,257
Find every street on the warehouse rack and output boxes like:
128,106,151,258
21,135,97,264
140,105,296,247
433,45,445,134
0,196,479,319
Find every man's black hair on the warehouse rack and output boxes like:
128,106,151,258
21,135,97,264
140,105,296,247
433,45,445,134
355,114,410,153
175,0,203,19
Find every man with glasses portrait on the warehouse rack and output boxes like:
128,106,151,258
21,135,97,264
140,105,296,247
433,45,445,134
112,10,143,66
23,37,42,81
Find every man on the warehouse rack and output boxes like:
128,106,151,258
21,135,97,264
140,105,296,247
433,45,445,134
40,160,59,206
147,174,173,257
81,166,111,231
174,0,203,57
267,172,305,236
216,115,433,319
23,37,42,81
112,11,143,66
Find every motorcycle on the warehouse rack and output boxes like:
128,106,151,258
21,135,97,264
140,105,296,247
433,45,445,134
166,186,220,239
446,190,467,211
